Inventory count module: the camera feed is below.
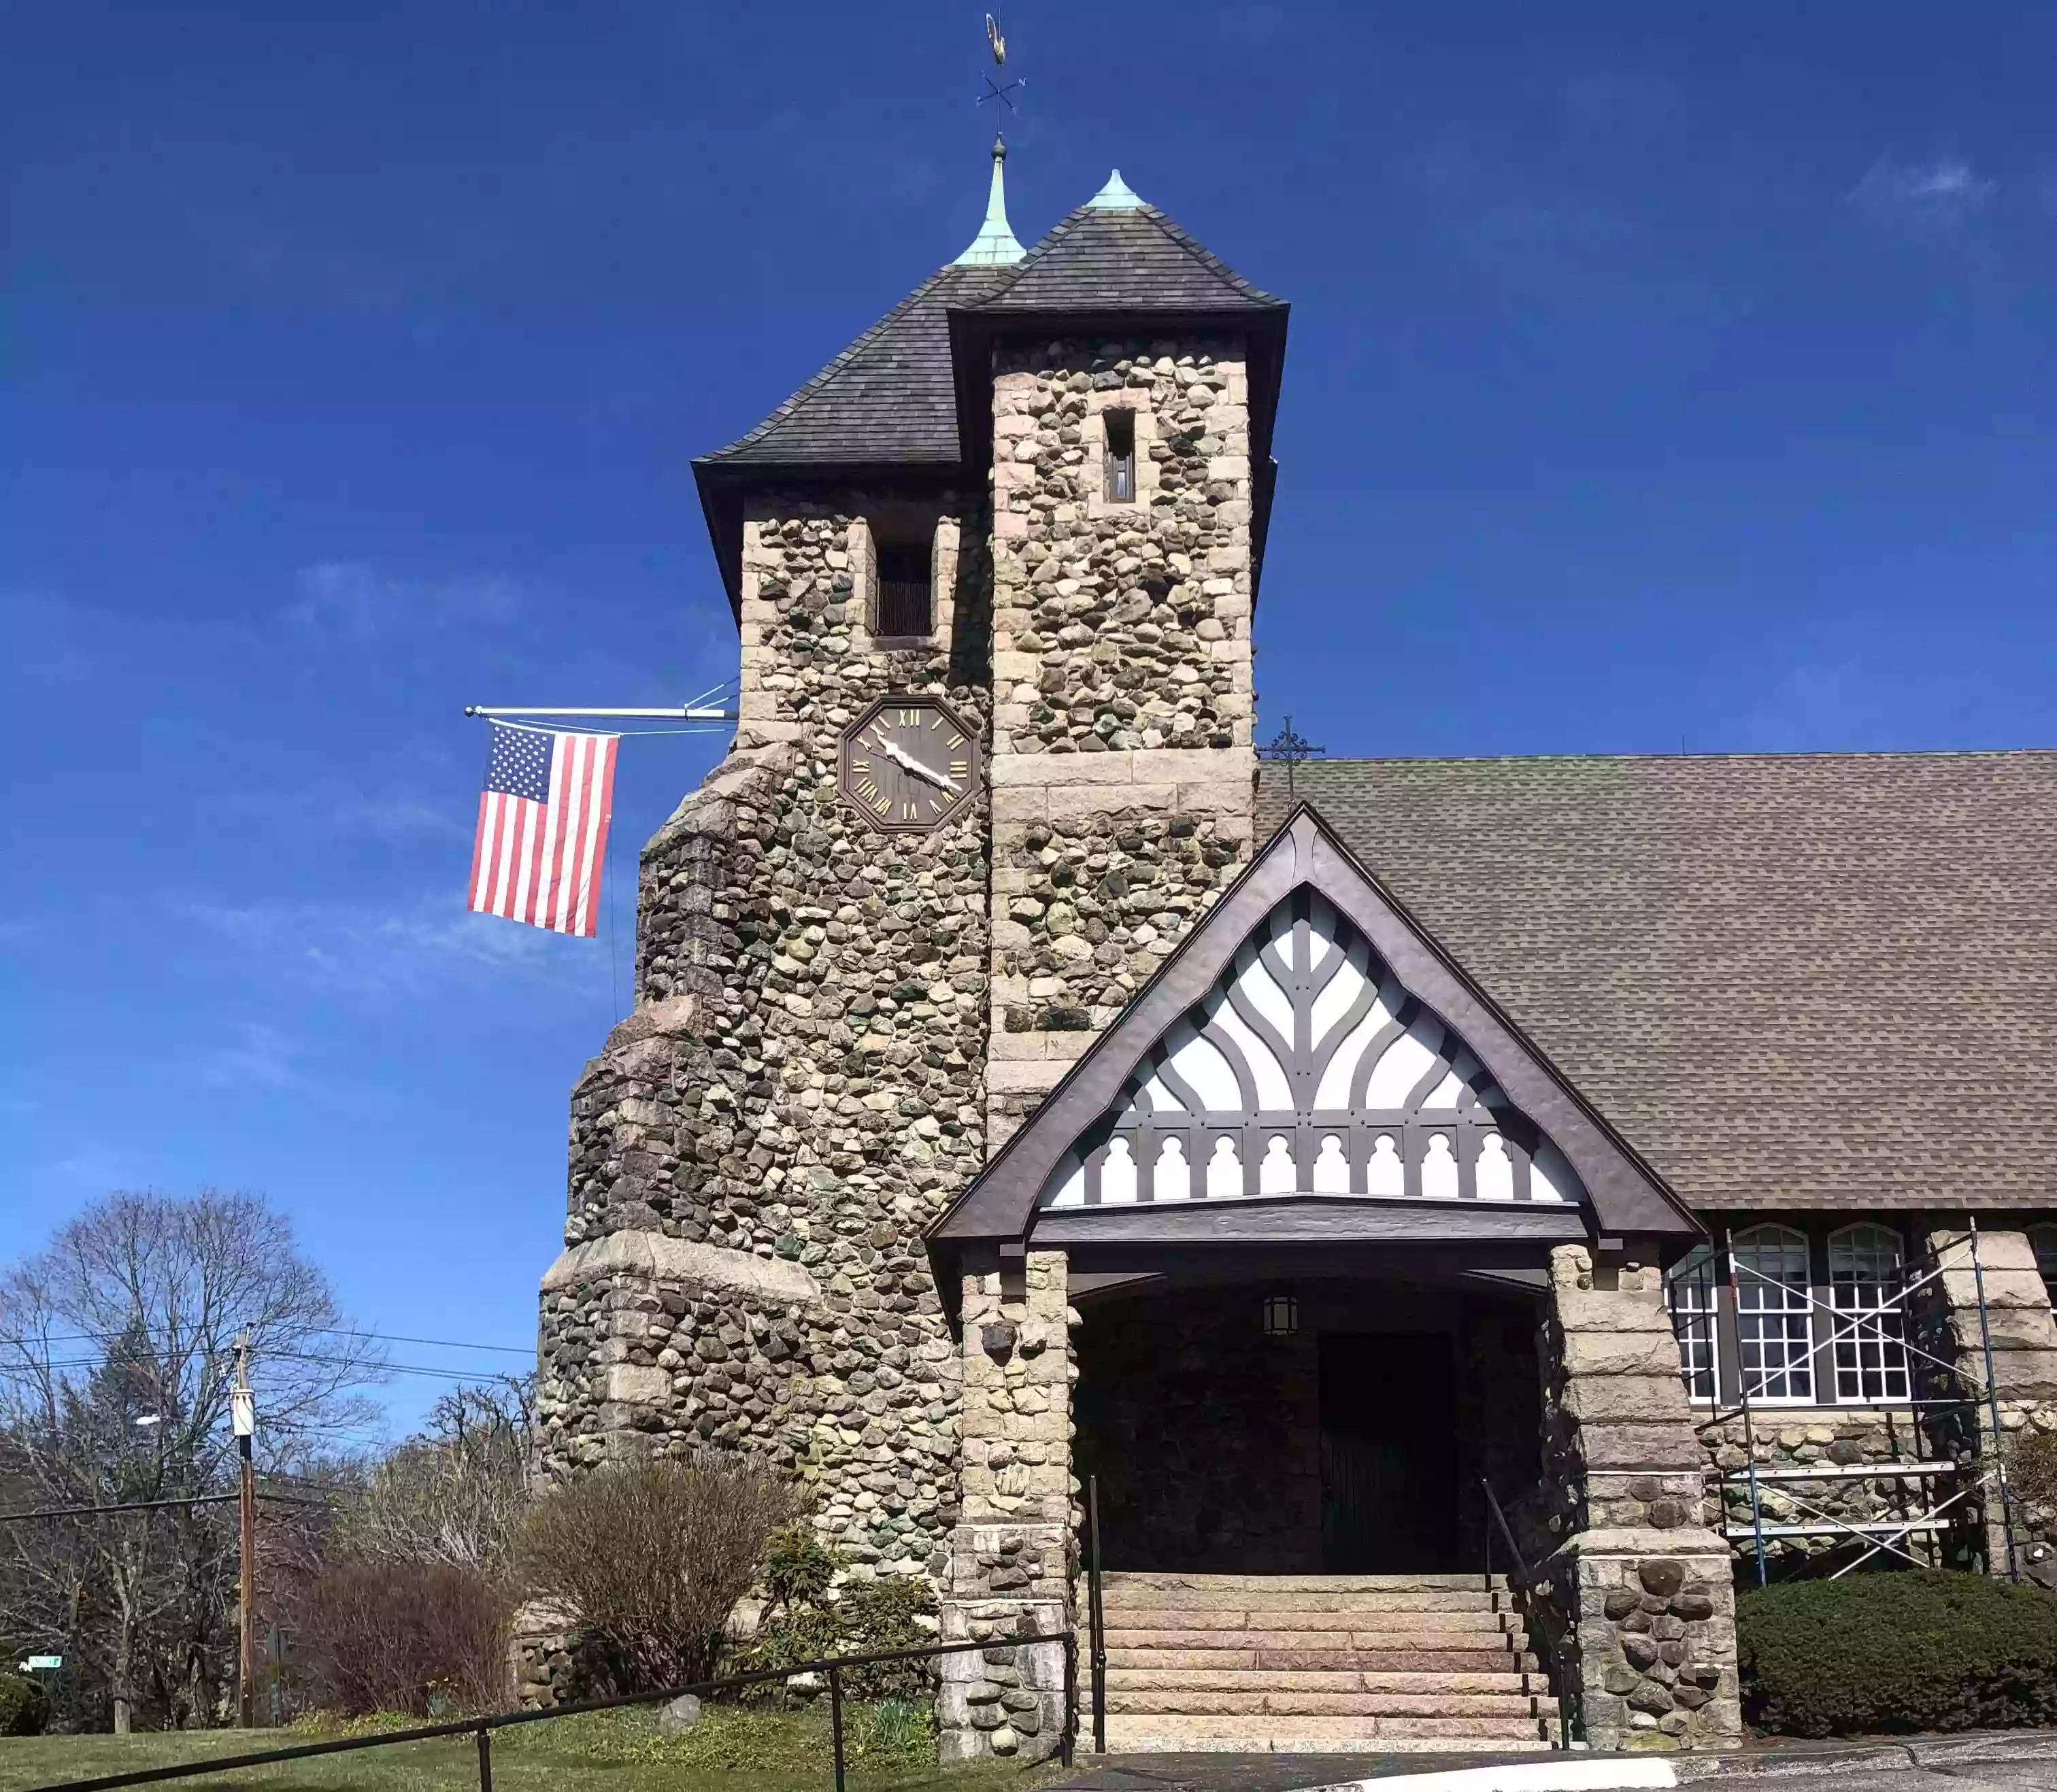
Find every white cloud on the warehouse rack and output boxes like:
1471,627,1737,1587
285,562,529,640
180,892,610,1007
190,1021,310,1092
211,782,467,843
1847,156,1996,232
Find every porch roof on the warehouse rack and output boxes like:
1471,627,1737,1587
932,807,1699,1257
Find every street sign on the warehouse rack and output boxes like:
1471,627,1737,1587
22,1656,61,1670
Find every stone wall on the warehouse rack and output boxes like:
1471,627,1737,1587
1539,1244,1741,1753
1694,1408,1975,1573
939,1251,1075,1763
985,337,1258,1148
536,492,993,1582
988,339,1254,758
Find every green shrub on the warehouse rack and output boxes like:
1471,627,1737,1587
0,1673,50,1737
1739,1570,2057,1737
837,1574,937,1700
762,1525,837,1612
733,1534,938,1702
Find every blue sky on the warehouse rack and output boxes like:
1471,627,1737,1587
5,2,2054,1434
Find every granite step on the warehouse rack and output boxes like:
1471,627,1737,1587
1103,1588,1506,1615
1095,1687,1541,1719
1103,1666,1541,1695
1103,1572,1509,1593
1094,1714,1552,1751
1104,1644,1543,1674
1103,1607,1523,1634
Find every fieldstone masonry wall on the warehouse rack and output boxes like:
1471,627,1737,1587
939,1252,1076,1763
537,493,992,1586
1541,1245,1741,1752
1694,1408,1975,1571
986,335,1259,1147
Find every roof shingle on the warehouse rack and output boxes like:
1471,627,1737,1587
701,265,1004,467
966,201,1286,316
1258,751,2057,1213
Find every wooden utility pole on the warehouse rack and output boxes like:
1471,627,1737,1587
231,1336,257,1728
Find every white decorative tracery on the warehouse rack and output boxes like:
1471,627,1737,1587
1041,890,1590,1211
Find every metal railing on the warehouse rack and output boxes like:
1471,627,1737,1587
1480,1477,1574,1751
1085,1474,1108,1754
27,1630,1079,1792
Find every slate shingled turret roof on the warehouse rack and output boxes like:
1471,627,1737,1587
695,167,1290,615
962,194,1287,318
699,264,1007,467
701,188,1283,469
1254,751,2057,1213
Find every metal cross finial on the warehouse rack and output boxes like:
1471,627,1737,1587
977,12,1024,111
1258,714,1326,802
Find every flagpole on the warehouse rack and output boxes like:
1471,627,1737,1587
464,705,738,721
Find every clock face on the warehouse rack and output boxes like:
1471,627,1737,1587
838,696,983,834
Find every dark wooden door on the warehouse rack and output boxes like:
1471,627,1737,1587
1319,1332,1460,1572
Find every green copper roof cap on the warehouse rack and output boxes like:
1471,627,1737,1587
954,135,1026,267
1087,169,1146,211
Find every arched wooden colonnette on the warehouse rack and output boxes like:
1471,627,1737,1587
930,809,1743,1754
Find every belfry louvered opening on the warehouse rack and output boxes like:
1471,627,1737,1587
1039,889,1588,1211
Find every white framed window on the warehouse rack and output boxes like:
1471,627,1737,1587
1666,1245,1722,1403
1827,1223,1910,1403
2031,1225,2057,1311
1733,1224,1815,1404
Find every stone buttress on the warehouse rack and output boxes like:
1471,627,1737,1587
1540,1244,1742,1751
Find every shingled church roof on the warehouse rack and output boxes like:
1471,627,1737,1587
699,174,1283,472
699,264,1007,468
962,178,1287,318
1256,751,2057,1213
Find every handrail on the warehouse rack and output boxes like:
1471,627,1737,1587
1086,1474,1108,1755
1479,1475,1533,1587
1481,1478,1573,1753
26,1628,1079,1792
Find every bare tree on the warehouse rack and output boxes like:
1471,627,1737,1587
338,1378,534,1576
0,1190,384,1731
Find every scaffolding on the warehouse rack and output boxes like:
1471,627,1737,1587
1682,1215,2022,1587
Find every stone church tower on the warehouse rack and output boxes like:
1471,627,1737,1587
533,140,1282,1739
531,148,1762,1757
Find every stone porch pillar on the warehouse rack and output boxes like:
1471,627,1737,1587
1541,1243,1742,1752
1926,1226,2057,1579
938,1250,1076,1763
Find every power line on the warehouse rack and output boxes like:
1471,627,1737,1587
0,1323,531,1356
10,1348,530,1384
0,1491,341,1524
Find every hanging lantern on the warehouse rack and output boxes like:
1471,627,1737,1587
1260,1291,1299,1337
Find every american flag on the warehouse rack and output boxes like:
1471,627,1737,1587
467,723,618,936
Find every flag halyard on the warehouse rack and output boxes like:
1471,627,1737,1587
467,723,618,936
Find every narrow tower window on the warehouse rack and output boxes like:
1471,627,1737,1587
1103,408,1137,503
874,538,933,637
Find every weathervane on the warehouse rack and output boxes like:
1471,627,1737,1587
978,13,1023,112
1258,714,1327,802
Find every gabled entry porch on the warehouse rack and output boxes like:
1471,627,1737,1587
929,809,1737,1759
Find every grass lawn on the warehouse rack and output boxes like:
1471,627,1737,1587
0,1702,1075,1792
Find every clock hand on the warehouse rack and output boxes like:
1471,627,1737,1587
881,739,960,794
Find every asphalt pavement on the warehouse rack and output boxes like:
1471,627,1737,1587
1052,1733,2057,1792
